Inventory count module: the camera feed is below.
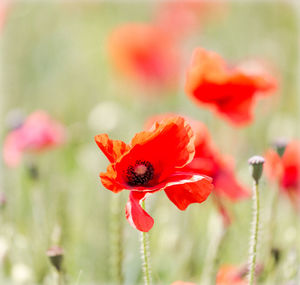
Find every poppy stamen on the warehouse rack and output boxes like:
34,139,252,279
126,160,154,186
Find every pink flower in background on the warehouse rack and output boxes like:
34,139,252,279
0,1,8,32
171,281,196,285
3,111,65,167
216,265,247,285
155,0,227,40
108,23,180,89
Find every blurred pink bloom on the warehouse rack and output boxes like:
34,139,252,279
3,111,65,167
0,1,8,31
155,0,227,40
216,265,247,285
171,281,196,285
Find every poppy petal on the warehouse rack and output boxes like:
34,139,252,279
95,134,129,163
164,174,213,210
116,116,195,185
3,131,24,168
214,169,250,201
100,164,123,193
264,149,283,181
125,191,154,232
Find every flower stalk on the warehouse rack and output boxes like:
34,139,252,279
247,156,264,285
140,200,152,285
110,194,124,284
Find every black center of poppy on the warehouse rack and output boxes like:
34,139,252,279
126,160,154,186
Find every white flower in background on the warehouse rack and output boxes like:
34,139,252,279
88,101,122,132
12,263,33,284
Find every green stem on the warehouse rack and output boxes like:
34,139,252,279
266,183,280,266
140,200,152,285
57,270,64,285
110,195,124,284
248,181,260,285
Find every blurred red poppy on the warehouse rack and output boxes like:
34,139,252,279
265,140,300,210
146,114,250,202
108,23,180,89
171,281,196,285
95,116,213,232
216,265,247,285
185,48,277,126
3,111,65,167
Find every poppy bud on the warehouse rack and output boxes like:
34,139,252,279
26,162,39,180
273,138,288,157
271,247,281,264
46,246,64,272
248,155,265,184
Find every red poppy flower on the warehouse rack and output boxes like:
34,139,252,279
216,265,247,285
95,116,213,232
108,23,180,89
265,140,300,210
185,48,277,126
3,110,65,167
146,114,250,202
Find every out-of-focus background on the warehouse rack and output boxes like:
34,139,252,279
0,1,299,284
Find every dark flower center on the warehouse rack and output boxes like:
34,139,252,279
126,160,154,186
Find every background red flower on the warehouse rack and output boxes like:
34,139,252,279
108,23,180,89
265,140,300,210
185,47,277,126
146,114,250,202
216,265,247,285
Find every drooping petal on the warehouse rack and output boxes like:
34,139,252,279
100,164,123,193
125,191,154,232
95,134,129,163
115,116,195,185
164,174,213,210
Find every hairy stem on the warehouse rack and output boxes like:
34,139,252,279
248,181,260,285
140,200,152,285
110,195,124,284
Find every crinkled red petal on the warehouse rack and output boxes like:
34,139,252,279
115,116,195,186
95,134,129,163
